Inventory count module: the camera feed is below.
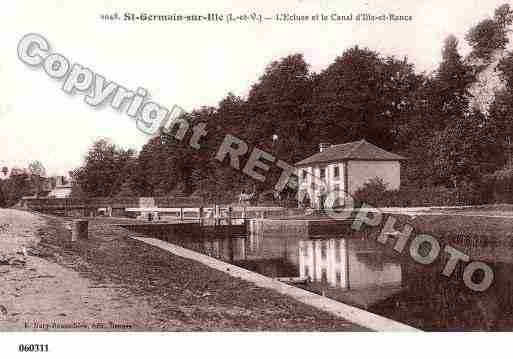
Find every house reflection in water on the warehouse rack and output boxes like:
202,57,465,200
200,232,402,293
299,238,402,290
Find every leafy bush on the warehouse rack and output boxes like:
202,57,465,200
352,178,388,207
482,168,513,203
353,177,483,207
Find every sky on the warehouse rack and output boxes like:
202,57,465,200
0,0,510,176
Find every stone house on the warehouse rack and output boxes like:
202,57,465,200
295,139,405,208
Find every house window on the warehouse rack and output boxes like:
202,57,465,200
304,266,310,278
336,271,342,286
321,242,327,260
334,166,340,178
321,268,328,283
320,168,326,179
335,240,341,263
333,184,340,192
302,243,309,257
302,170,307,180
311,182,316,190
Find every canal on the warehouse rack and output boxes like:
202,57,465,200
128,224,513,331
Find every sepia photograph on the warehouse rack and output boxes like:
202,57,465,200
2,0,513,356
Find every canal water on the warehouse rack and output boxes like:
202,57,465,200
139,227,513,331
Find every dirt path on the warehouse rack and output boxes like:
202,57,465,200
0,209,161,330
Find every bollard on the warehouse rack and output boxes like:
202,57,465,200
71,219,88,241
199,207,204,226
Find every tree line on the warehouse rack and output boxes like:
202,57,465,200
4,4,513,207
0,161,47,207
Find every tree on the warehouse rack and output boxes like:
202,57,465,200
0,181,6,207
73,139,136,197
309,46,421,150
133,126,197,197
404,34,480,186
426,112,501,187
69,182,86,199
246,54,314,163
466,4,513,61
498,51,513,90
495,4,513,30
435,35,475,122
115,180,136,198
2,169,32,206
486,51,513,167
28,160,47,197
28,160,46,177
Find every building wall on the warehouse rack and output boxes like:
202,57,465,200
297,160,401,208
297,163,346,208
347,160,400,194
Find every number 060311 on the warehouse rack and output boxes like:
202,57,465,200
18,344,49,352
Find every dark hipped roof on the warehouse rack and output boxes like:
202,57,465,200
295,139,406,166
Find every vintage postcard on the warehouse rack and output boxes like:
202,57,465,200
1,0,513,357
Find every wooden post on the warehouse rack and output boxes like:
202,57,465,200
228,231,234,262
71,219,88,241
199,207,204,226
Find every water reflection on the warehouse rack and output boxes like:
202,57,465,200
186,233,404,308
298,238,402,290
149,229,513,330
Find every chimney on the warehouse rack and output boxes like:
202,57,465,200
319,142,331,152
